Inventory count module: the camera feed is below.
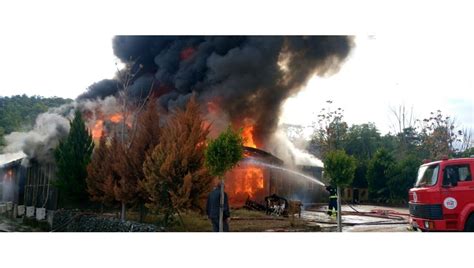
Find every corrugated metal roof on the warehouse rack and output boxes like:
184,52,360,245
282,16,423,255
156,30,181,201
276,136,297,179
0,151,26,167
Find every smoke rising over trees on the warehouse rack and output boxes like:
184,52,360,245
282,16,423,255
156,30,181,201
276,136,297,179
79,36,353,147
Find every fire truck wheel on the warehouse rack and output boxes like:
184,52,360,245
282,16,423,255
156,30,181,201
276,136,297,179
464,215,474,232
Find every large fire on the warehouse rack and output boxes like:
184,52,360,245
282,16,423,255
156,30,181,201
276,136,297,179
242,124,257,148
226,120,266,206
89,112,130,142
91,120,104,140
226,164,265,206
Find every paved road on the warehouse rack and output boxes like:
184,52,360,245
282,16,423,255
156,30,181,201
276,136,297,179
0,215,37,232
302,204,411,232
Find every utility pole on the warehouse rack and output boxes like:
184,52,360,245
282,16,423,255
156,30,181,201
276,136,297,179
337,186,342,232
219,178,224,232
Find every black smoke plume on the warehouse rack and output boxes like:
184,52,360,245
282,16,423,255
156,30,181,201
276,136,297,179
78,36,353,146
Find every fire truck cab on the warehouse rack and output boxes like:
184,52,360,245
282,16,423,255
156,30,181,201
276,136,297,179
409,157,474,231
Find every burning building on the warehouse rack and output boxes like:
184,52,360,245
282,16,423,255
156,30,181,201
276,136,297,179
0,152,26,203
225,131,326,208
2,36,353,211
225,146,327,208
0,152,58,212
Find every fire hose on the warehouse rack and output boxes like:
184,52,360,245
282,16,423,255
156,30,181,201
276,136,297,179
307,209,408,221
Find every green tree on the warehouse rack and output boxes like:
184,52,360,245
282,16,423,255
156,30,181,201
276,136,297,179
54,110,94,208
205,127,244,178
0,127,5,148
204,126,244,232
0,95,72,152
379,133,399,155
366,149,395,201
344,123,381,160
387,155,420,203
455,146,474,158
343,123,381,189
310,100,348,158
0,95,72,134
323,149,356,232
323,150,356,188
352,159,369,188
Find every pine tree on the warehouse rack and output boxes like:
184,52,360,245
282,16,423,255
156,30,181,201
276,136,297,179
142,96,212,226
111,138,130,220
54,110,94,208
86,134,115,207
113,100,162,221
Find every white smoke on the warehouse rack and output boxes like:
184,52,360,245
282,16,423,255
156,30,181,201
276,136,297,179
77,95,121,117
3,112,71,164
267,127,323,168
1,95,126,165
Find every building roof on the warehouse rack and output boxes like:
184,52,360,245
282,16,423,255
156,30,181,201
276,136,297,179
243,146,284,165
0,151,26,167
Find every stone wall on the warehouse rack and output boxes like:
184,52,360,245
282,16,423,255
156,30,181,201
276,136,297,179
52,210,158,232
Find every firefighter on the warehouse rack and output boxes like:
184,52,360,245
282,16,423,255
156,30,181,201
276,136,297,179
325,185,338,217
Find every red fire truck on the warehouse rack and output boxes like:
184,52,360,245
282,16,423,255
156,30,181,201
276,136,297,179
409,157,474,231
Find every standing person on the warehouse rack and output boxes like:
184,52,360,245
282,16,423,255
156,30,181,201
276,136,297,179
326,185,338,217
206,180,230,232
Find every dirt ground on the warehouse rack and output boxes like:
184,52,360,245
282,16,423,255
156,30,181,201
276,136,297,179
1,204,411,232
171,205,411,232
168,209,321,232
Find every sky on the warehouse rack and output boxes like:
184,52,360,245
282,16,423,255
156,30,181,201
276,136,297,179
1,0,473,265
0,34,120,99
282,35,474,135
0,35,472,136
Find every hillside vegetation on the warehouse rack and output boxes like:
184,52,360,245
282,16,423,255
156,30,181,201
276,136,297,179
0,94,72,150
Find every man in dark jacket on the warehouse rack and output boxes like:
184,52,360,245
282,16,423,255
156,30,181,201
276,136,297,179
206,181,230,232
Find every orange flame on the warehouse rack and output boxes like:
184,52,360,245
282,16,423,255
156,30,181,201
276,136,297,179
89,112,131,142
109,113,124,123
226,165,265,206
91,119,104,141
4,169,13,181
224,119,266,206
242,124,257,148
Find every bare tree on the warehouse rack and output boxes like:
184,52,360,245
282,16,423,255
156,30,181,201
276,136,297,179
90,62,155,221
418,110,465,158
310,100,348,159
389,104,416,134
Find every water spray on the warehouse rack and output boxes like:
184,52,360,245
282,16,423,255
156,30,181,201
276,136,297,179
242,157,326,187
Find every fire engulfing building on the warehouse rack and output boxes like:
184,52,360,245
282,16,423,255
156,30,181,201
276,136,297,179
225,147,327,207
0,152,58,210
0,152,26,203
